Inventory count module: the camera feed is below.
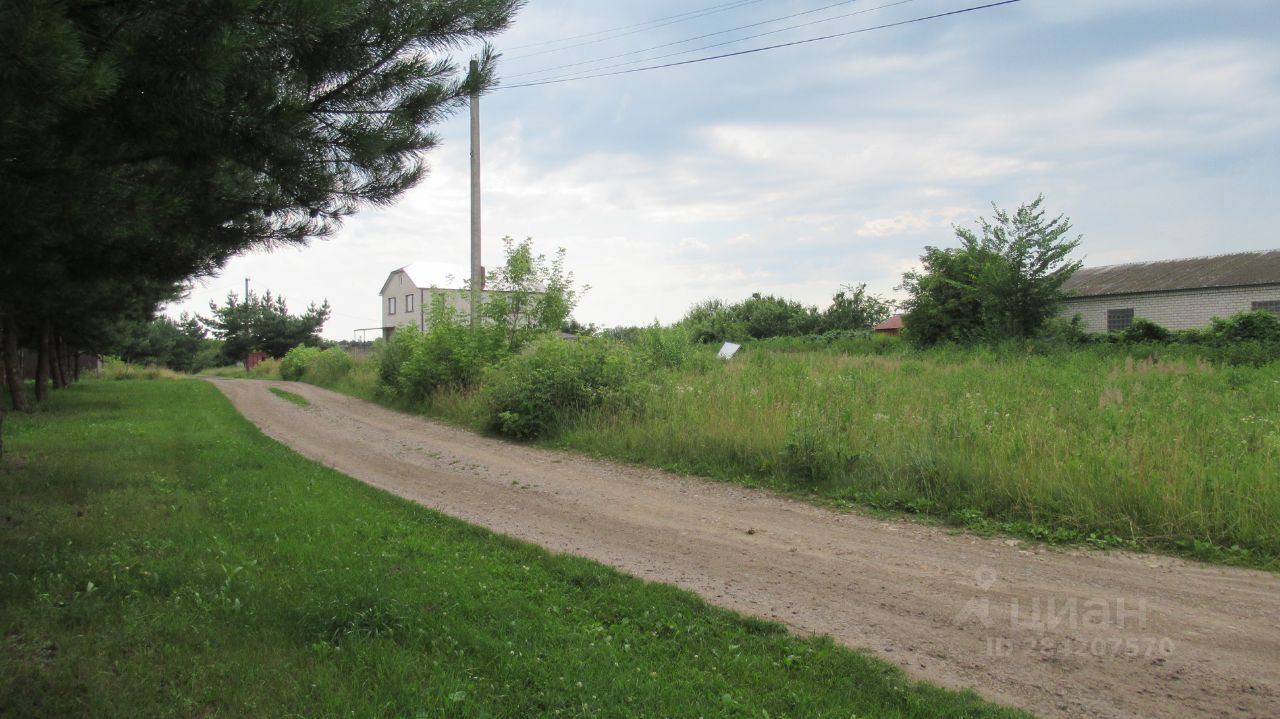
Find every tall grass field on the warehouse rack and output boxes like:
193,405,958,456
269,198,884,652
555,349,1280,563
0,380,1025,718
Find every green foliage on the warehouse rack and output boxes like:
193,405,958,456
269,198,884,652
901,196,1083,346
681,285,893,344
374,331,416,392
0,0,522,370
483,337,641,439
751,331,905,355
1120,318,1172,343
1070,310,1280,367
481,237,587,351
735,293,820,339
630,324,713,371
1,381,1024,718
373,238,589,404
535,347,1280,564
782,414,861,484
102,313,207,373
394,302,508,403
203,291,330,364
305,349,355,386
680,299,743,343
247,357,282,379
1035,314,1090,346
280,345,323,381
680,294,819,343
1208,310,1280,344
819,283,895,333
99,357,182,381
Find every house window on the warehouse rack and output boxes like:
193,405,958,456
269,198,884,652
1252,300,1280,315
1107,308,1134,332
388,297,396,315
405,294,414,313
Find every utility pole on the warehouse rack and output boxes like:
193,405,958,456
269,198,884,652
469,60,482,331
244,277,251,304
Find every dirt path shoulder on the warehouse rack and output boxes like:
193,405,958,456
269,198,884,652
210,378,1280,719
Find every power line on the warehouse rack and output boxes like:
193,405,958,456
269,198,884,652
501,0,1024,90
507,0,768,59
505,0,920,82
505,0,764,51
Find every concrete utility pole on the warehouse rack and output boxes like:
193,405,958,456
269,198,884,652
469,60,482,331
244,277,250,303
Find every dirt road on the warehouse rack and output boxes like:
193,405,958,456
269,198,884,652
211,379,1280,718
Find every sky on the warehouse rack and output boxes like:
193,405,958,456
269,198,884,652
165,0,1280,340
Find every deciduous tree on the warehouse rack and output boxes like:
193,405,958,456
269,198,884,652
900,196,1083,345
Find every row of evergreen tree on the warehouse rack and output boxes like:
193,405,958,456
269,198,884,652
0,0,524,456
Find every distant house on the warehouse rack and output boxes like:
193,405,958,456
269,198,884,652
379,263,475,339
379,262,544,340
873,314,904,336
1060,249,1280,332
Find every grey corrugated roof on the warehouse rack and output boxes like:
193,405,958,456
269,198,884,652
1062,249,1280,298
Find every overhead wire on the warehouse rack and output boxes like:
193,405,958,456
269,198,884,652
503,0,763,51
504,0,921,82
506,0,768,59
499,0,1024,90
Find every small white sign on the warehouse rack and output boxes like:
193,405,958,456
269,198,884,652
718,342,742,360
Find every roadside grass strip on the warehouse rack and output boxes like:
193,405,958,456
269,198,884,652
0,380,1028,718
269,387,310,406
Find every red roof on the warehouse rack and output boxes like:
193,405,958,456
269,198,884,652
874,314,904,332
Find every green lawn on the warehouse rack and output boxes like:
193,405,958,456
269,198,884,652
0,380,1027,718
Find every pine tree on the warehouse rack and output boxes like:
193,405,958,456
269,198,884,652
0,0,523,412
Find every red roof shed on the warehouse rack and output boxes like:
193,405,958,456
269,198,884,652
873,314,904,335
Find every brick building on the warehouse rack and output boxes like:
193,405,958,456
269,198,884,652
1061,250,1280,332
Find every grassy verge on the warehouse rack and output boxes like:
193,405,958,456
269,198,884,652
269,387,310,406
0,380,1026,718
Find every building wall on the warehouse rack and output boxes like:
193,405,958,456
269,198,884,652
381,276,520,338
1061,283,1280,332
381,271,421,334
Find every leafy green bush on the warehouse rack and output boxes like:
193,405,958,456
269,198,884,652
682,294,821,343
1120,317,1171,343
395,305,508,403
280,345,322,381
1208,310,1280,344
305,348,354,386
1036,315,1090,345
375,329,417,392
482,337,641,440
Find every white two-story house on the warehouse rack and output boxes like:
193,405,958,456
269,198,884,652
379,263,481,339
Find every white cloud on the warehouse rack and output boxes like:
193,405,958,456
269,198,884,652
163,2,1280,337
